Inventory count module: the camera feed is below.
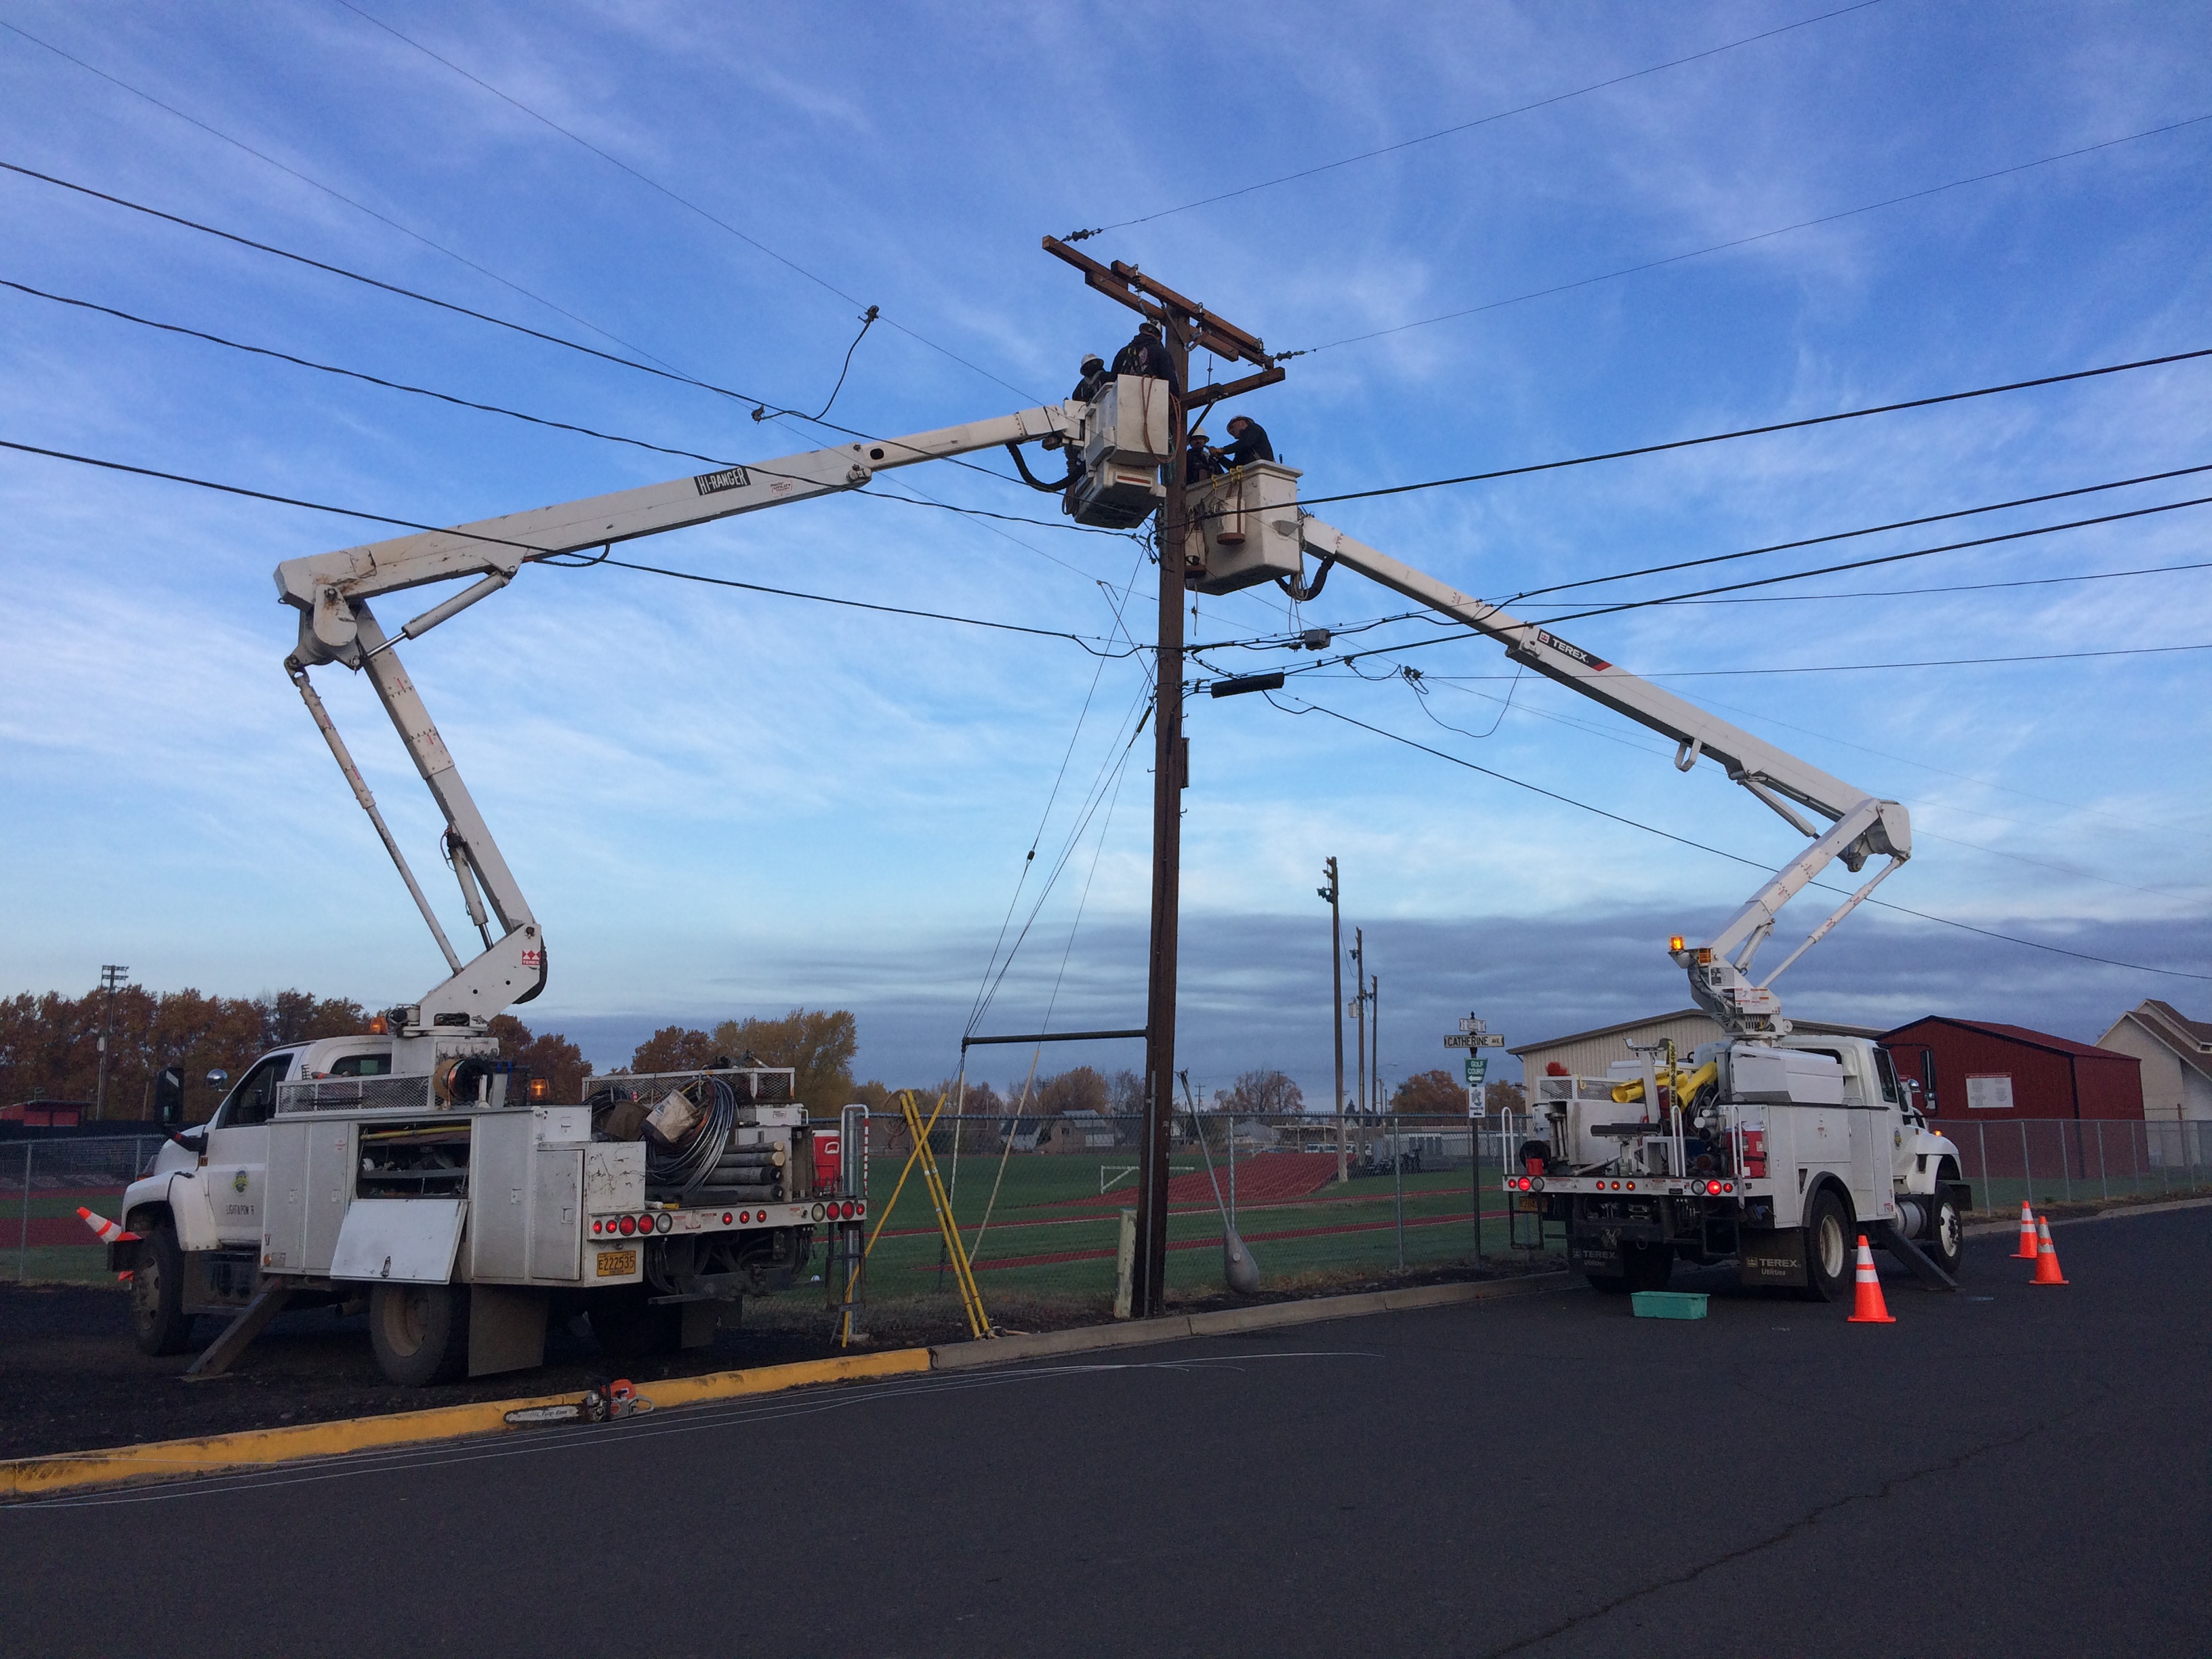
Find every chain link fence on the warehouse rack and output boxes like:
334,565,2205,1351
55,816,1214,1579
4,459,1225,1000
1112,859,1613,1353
1944,1115,2212,1213
1,1136,165,1284
12,1116,2207,1336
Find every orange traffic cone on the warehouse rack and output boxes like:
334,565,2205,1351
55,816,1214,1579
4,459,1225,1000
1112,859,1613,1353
2012,1200,2038,1258
77,1206,137,1246
2031,1215,2068,1286
1847,1233,1896,1323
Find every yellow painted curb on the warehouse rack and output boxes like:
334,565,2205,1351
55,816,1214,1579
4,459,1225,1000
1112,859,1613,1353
0,1347,930,1501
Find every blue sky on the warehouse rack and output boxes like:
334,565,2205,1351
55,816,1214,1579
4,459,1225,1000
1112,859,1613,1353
3,0,2208,1102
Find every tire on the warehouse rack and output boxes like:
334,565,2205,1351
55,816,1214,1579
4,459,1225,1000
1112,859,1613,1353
1622,1242,1675,1294
588,1286,680,1358
369,1283,470,1386
1923,1189,1965,1277
129,1221,194,1357
1798,1187,1853,1303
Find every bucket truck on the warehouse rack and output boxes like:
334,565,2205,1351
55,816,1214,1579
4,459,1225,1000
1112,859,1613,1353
1178,461,1970,1302
115,378,1177,1382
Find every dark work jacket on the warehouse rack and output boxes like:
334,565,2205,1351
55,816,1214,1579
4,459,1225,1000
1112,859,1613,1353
1185,443,1225,485
1109,333,1180,394
1071,368,1109,403
1220,421,1275,466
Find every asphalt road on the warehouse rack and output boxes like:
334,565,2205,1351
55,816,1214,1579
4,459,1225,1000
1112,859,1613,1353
6,1206,2207,1658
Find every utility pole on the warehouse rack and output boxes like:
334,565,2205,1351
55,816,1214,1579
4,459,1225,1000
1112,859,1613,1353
1350,928,1366,1140
1373,970,1382,1116
1134,312,1191,1319
1319,857,1345,1184
94,963,128,1122
1040,237,1284,1319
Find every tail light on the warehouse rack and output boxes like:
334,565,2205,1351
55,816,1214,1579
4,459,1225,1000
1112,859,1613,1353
617,1214,636,1236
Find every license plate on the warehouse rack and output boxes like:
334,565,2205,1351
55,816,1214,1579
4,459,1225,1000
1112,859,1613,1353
1514,1195,1538,1213
595,1248,637,1278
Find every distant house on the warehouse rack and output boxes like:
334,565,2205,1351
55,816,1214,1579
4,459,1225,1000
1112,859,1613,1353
2096,1001,2212,1122
1881,1017,2142,1122
1040,1110,1119,1153
1000,1115,1046,1153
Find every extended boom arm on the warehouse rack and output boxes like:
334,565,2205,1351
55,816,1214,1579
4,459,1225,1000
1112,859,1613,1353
1296,517,1910,1035
278,401,1085,1062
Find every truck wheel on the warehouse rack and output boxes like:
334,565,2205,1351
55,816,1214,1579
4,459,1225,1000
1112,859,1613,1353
589,1286,680,1357
1924,1189,1964,1277
369,1284,470,1386
1622,1242,1675,1294
129,1221,194,1357
1798,1188,1853,1303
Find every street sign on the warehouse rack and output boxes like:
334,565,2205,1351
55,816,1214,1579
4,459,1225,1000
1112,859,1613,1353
1464,1056,1488,1086
1479,1033,1506,1047
1457,1017,1486,1033
1443,1033,1480,1048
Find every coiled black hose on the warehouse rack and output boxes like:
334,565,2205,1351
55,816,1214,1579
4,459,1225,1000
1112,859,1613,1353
590,1075,736,1197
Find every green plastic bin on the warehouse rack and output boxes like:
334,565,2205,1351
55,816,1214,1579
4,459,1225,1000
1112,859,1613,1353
1631,1290,1708,1319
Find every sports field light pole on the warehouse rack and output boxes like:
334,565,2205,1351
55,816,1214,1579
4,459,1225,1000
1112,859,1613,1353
1319,857,1346,1184
94,963,128,1122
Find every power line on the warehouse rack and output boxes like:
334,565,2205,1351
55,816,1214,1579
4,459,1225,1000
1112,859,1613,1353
1523,554,2212,609
1533,492,2212,625
1397,642,2212,678
563,552,1131,654
0,16,686,373
1282,346,2212,513
1080,1,1883,234
328,0,1038,405
1279,696,2212,983
0,159,781,409
0,276,738,468
1505,462,2212,602
1297,112,2212,354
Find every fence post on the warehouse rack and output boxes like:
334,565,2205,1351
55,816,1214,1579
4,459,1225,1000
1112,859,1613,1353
1228,1117,1237,1231
2060,1122,2072,1204
1975,1122,1988,1214
2097,1118,2108,1203
1392,1114,1405,1270
16,1141,32,1282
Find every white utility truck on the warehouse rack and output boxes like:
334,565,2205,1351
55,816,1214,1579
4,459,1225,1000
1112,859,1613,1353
1175,461,1971,1301
115,375,1183,1382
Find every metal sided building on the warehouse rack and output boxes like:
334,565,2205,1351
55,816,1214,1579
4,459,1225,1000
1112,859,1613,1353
1879,1017,2144,1122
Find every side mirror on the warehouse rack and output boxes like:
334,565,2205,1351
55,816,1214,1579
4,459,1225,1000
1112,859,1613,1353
154,1066,186,1129
204,1069,229,1090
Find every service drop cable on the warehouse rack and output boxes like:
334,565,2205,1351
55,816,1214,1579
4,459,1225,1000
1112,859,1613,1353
1273,695,2212,983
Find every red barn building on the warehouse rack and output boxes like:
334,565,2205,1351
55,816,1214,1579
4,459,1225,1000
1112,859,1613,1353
1880,1017,2143,1122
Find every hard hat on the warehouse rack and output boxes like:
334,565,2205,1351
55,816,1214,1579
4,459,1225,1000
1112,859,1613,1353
1139,319,1162,335
1081,353,1103,370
